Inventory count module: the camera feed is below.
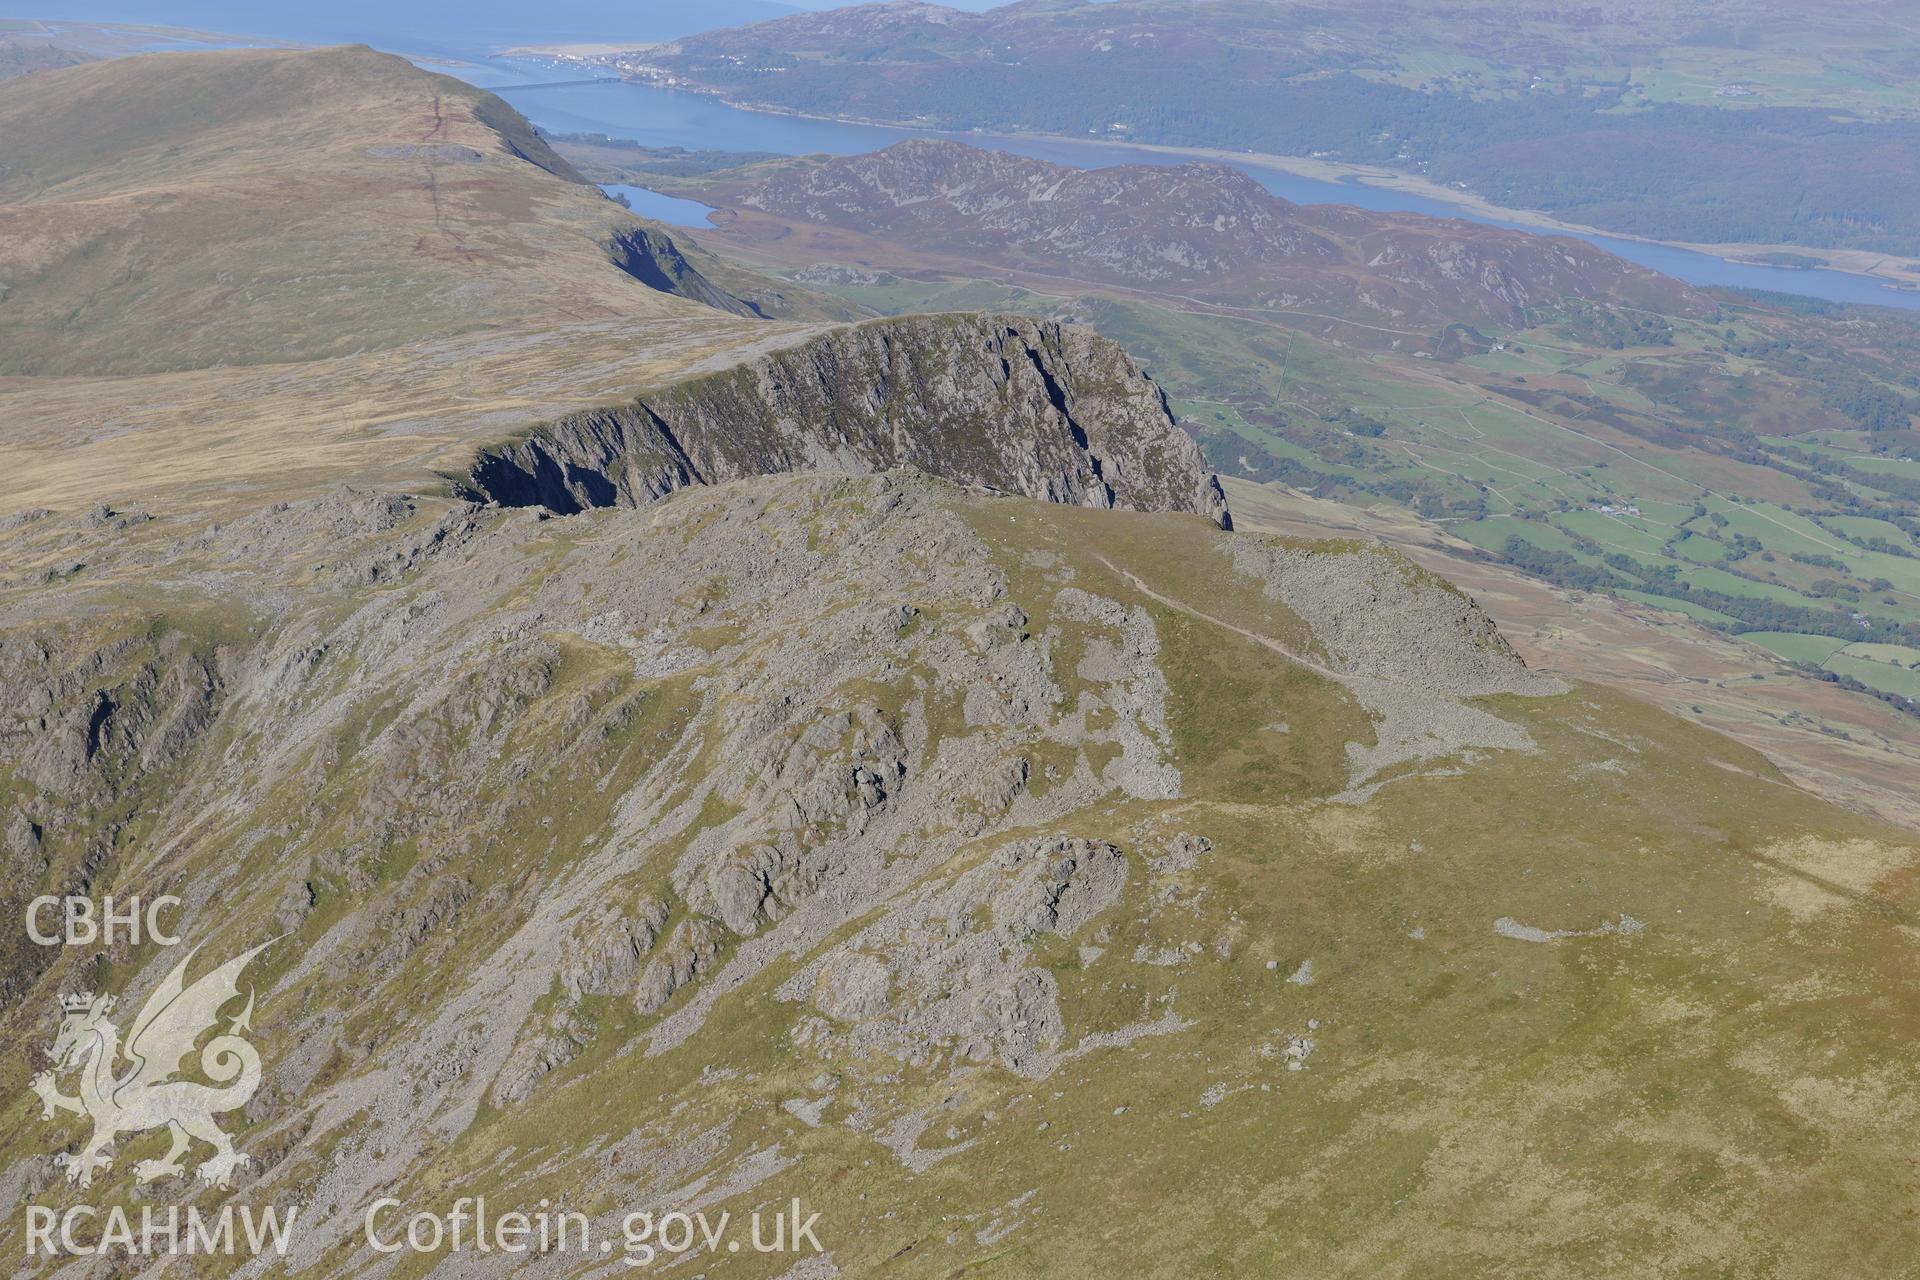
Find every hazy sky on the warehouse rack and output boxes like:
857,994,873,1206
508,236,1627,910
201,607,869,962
14,0,1017,50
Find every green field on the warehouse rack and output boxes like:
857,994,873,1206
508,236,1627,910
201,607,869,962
1742,631,1852,664
1559,511,1674,558
1823,514,1916,546
1739,634,1920,701
1619,589,1743,626
1679,565,1817,606
1828,643,1920,700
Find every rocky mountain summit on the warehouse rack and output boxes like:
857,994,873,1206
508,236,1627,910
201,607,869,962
8,455,1912,1275
684,138,1706,327
0,463,1558,1261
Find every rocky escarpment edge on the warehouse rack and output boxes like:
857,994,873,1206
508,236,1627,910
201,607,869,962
458,313,1231,528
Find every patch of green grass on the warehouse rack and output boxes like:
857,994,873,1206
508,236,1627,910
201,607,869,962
1827,644,1920,699
1617,588,1741,626
1679,564,1815,606
1557,510,1672,558
1741,631,1852,664
1822,514,1916,547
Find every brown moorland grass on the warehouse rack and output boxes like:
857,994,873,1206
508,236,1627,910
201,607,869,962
0,44,763,379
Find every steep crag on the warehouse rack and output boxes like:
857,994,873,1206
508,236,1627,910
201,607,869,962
464,312,1233,527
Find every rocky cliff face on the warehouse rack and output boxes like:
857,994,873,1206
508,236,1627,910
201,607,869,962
463,312,1232,527
605,223,760,318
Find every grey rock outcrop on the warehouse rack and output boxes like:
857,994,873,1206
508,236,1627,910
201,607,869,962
1226,536,1567,800
799,835,1129,1076
635,917,725,1015
566,897,671,998
1228,538,1560,697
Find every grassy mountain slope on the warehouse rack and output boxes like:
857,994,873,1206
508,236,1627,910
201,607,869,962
0,45,757,376
0,45,832,520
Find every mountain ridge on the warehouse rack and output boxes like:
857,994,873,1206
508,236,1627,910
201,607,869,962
462,311,1232,527
0,44,752,376
8,459,1917,1275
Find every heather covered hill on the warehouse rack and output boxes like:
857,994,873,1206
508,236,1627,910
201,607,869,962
681,138,1707,328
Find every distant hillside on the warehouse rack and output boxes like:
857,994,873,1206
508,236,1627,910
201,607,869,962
0,45,755,376
682,138,1706,329
0,36,94,82
634,0,1920,253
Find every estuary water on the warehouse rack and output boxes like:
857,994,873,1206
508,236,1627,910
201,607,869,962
456,63,1920,313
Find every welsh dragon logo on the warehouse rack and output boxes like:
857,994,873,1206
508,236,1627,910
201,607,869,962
32,941,271,1190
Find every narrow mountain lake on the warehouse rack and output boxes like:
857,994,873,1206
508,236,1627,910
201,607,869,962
600,183,716,228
